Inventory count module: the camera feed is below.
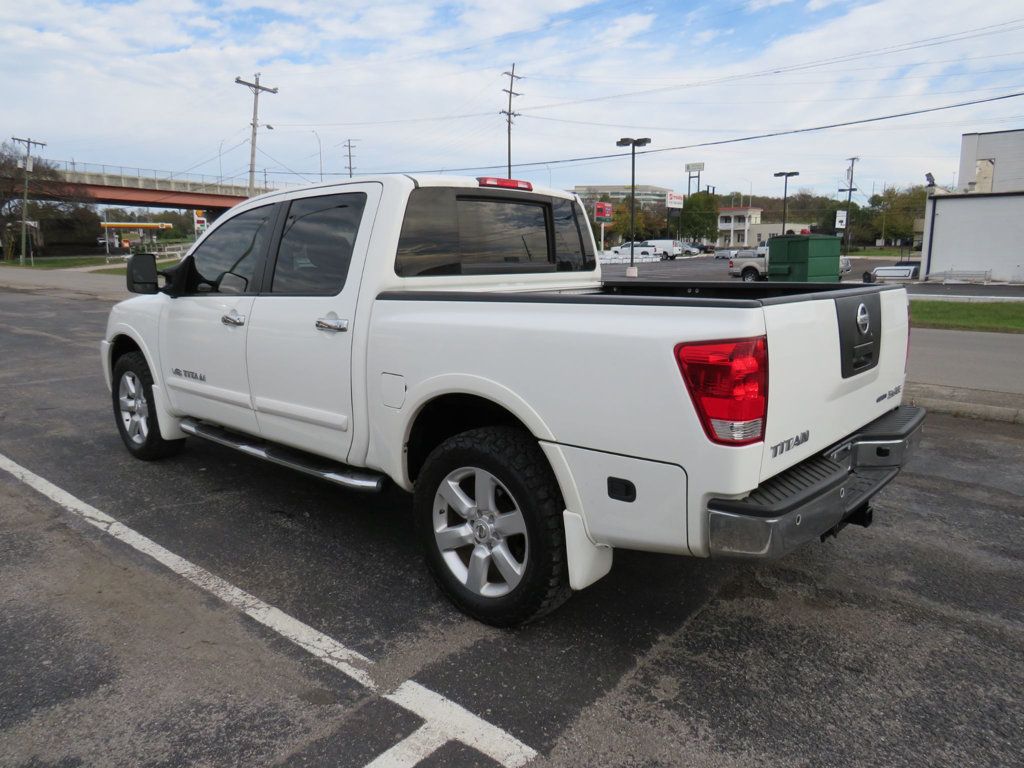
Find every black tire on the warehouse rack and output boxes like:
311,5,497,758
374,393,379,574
741,267,760,282
111,351,185,461
414,426,571,627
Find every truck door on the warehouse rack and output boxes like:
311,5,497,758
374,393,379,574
159,204,277,434
246,184,381,463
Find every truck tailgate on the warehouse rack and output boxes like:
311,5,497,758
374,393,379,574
759,286,909,482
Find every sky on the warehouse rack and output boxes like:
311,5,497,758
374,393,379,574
5,0,1024,206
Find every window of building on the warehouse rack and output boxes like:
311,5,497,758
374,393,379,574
736,231,745,243
735,215,745,224
189,205,274,294
720,215,732,224
270,193,367,295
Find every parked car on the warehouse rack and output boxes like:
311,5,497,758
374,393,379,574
840,256,852,275
699,243,716,254
678,242,702,256
104,174,923,626
611,241,656,257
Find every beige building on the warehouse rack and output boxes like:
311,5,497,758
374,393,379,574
573,184,674,210
717,206,760,246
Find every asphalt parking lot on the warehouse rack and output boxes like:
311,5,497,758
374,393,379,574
1,287,1022,767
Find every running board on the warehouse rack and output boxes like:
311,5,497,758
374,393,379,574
179,418,385,493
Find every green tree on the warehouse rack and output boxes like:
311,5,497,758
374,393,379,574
0,142,67,259
678,192,718,242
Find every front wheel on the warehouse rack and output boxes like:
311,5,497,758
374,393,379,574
112,352,185,460
414,426,571,626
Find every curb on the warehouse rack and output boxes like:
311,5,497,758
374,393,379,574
905,383,1024,425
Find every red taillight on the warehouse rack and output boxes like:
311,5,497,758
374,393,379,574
477,176,533,191
728,260,734,268
675,337,768,446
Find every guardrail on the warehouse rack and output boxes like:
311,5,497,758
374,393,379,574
51,160,303,195
937,269,992,284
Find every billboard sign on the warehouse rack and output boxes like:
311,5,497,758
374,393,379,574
665,192,685,209
835,210,848,229
685,162,704,172
594,202,613,222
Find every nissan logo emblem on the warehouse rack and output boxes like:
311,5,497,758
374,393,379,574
856,303,870,335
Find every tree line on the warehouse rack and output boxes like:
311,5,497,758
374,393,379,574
588,185,929,247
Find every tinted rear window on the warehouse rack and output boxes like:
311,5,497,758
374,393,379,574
395,187,595,277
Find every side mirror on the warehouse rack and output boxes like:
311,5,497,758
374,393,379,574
127,253,159,294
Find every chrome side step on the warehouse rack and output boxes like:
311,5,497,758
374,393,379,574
179,418,386,493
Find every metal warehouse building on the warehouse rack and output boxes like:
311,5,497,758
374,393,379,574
922,129,1024,283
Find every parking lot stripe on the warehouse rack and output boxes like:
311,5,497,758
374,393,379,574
385,681,537,767
0,451,538,768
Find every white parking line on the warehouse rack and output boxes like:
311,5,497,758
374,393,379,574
0,452,537,768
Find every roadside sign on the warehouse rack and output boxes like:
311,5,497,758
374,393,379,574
594,202,613,222
835,210,848,229
665,192,685,209
685,162,704,172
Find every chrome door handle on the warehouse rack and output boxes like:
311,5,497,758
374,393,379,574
221,311,246,326
315,317,349,332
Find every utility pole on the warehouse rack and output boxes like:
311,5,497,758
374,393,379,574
343,139,358,178
11,136,46,267
839,156,859,256
500,64,522,179
234,73,278,196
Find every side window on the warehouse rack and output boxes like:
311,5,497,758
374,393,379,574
189,205,274,294
270,193,367,295
552,198,587,271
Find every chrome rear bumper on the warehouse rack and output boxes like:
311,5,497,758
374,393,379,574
707,405,926,558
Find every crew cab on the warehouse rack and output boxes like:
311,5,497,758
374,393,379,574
103,175,924,626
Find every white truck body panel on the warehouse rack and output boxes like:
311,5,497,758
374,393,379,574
103,174,920,596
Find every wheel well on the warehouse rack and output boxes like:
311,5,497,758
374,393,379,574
407,394,533,482
110,335,142,371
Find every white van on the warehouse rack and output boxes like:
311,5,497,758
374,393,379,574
640,240,683,259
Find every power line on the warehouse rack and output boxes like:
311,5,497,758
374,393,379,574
365,89,1024,175
519,17,1024,113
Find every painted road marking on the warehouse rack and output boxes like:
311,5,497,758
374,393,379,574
0,452,537,768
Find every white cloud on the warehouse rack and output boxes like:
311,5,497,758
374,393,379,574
746,0,795,11
3,0,1021,198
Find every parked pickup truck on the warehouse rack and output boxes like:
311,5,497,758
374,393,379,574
728,244,769,281
103,175,924,626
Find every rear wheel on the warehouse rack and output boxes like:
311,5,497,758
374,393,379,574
414,426,570,626
112,352,185,460
742,267,760,282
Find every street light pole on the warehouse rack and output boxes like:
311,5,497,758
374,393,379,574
616,137,651,278
838,156,859,256
773,171,799,237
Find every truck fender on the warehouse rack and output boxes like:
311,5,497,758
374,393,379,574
399,376,613,590
105,324,185,441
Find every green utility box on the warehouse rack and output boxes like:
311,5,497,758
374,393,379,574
766,234,842,282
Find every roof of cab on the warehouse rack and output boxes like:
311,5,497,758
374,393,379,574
243,174,576,207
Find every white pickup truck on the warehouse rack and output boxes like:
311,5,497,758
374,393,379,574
103,175,924,626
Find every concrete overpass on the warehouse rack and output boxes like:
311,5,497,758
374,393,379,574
38,161,293,211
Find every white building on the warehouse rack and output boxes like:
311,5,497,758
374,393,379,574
920,130,1024,282
717,206,761,246
573,184,674,210
957,129,1024,193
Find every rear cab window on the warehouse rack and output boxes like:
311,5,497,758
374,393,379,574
395,187,596,277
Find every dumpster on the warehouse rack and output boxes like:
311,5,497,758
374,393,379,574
766,234,842,282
